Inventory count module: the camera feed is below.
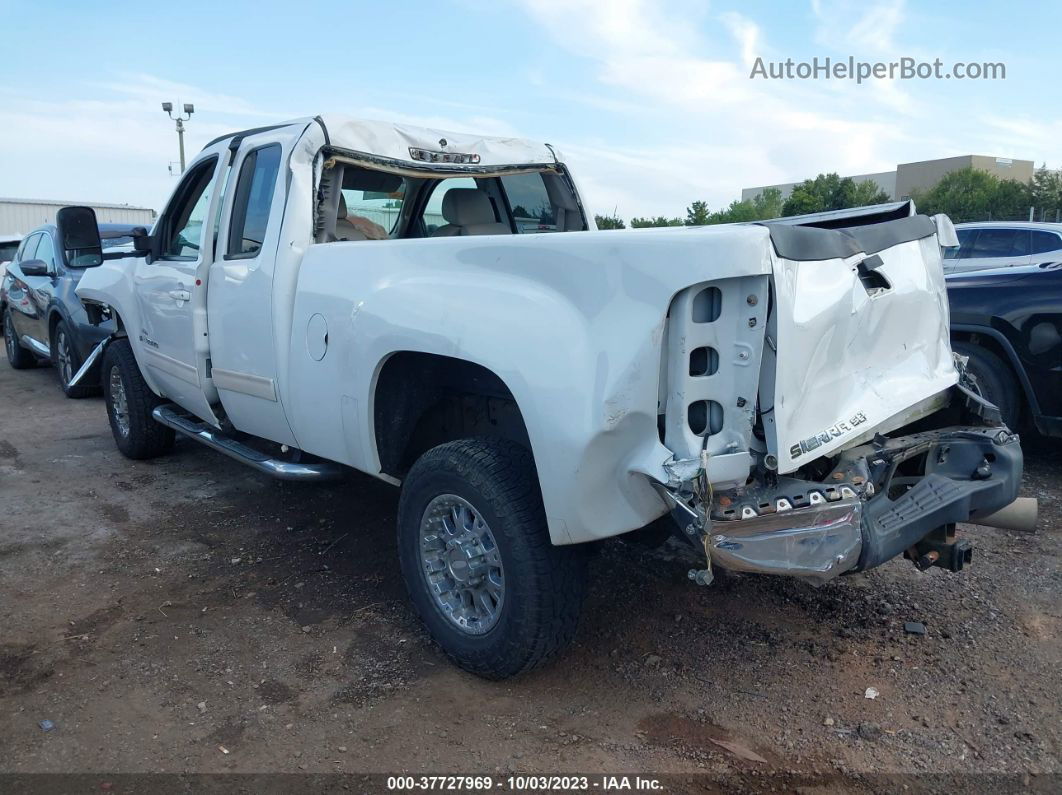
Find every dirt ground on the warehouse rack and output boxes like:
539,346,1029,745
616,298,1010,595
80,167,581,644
1,353,1059,793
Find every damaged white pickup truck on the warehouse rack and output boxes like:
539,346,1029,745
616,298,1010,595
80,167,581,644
61,116,1023,678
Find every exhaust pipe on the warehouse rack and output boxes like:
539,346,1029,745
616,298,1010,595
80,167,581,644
969,497,1038,532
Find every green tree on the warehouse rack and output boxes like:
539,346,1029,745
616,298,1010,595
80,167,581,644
751,186,783,220
911,167,1032,222
707,199,759,224
781,173,890,216
1030,164,1062,220
594,213,625,230
685,200,711,226
631,216,684,228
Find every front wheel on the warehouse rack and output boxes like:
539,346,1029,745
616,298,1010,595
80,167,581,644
954,341,1021,429
52,321,95,398
397,439,587,679
101,339,175,459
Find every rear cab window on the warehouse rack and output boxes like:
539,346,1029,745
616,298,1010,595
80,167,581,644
316,157,585,243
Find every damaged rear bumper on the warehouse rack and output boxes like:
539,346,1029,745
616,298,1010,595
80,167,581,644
662,425,1022,585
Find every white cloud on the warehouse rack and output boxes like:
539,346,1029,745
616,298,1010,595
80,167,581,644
507,0,1061,219
509,0,915,216
0,75,289,210
812,0,907,56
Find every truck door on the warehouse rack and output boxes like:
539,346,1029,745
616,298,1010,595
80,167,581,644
133,141,230,424
207,128,301,446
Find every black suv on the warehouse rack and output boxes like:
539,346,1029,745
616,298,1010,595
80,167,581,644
2,223,136,397
948,262,1062,438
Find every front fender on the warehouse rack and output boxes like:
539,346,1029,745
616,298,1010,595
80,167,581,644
74,258,164,397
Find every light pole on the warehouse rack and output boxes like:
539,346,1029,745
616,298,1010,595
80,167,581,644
161,102,194,173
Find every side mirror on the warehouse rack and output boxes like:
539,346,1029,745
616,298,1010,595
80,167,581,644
19,258,49,277
56,206,103,267
131,227,153,254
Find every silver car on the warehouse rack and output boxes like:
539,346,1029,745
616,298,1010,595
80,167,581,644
943,221,1062,274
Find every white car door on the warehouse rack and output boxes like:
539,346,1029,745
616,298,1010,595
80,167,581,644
133,141,230,424
207,128,301,445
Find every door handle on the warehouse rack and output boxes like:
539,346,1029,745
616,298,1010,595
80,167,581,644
169,289,191,302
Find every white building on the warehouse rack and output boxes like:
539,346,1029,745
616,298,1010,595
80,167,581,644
0,197,156,236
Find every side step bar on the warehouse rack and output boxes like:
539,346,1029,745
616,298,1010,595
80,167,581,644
152,404,344,482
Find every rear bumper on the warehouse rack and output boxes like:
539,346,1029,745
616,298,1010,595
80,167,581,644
703,425,1022,583
853,425,1022,571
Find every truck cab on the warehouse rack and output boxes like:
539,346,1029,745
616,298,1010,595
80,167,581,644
64,115,1026,679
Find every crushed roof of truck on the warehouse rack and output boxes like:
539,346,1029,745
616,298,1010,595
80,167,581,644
205,115,559,169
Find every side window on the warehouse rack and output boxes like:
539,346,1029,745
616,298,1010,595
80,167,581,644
161,158,218,260
1030,230,1062,255
1010,230,1030,257
34,234,57,269
501,173,557,233
339,166,408,239
17,233,40,263
227,144,282,258
497,173,581,232
965,229,1023,259
953,228,976,259
422,177,479,234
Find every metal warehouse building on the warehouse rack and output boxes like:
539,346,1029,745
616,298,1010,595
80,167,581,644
0,197,156,236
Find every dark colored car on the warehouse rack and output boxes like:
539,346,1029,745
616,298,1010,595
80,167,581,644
1,224,135,397
948,262,1062,437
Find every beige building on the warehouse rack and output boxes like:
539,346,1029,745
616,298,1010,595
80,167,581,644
0,197,156,237
742,155,1034,203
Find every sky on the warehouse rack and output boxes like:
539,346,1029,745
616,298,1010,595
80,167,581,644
1,0,1058,219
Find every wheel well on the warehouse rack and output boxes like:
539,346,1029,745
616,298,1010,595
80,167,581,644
373,352,531,478
48,310,63,341
951,330,1028,414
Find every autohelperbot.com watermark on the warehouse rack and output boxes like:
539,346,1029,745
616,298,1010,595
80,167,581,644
750,56,1006,83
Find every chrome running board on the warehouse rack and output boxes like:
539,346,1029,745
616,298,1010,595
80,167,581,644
152,404,344,482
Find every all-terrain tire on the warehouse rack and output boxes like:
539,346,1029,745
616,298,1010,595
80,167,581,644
101,338,175,459
953,341,1021,429
397,438,587,679
4,308,37,369
52,320,96,398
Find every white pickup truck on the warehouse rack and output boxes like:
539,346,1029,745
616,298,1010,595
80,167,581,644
60,115,1024,678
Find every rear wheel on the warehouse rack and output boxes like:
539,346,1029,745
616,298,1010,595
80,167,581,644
397,438,587,679
4,309,36,370
954,341,1021,429
52,320,95,398
101,338,174,459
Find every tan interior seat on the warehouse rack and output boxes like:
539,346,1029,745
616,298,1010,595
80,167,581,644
335,194,367,241
432,189,511,237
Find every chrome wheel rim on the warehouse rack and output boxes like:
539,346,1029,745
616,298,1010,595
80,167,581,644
108,365,130,437
56,330,72,384
418,494,505,635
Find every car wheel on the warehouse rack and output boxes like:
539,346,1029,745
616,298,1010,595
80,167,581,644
101,338,175,459
52,320,95,398
397,438,587,679
4,308,37,370
953,341,1021,429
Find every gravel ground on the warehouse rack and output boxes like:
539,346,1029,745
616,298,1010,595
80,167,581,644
0,353,1058,792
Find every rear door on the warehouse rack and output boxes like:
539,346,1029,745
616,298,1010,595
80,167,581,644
207,129,298,445
133,141,230,424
